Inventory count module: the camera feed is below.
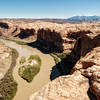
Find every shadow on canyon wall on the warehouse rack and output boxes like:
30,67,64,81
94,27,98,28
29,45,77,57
14,28,35,39
0,22,9,29
28,28,63,54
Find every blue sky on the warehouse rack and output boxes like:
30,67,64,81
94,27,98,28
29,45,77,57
0,0,100,18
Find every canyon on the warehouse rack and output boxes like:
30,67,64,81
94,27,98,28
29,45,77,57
0,19,100,100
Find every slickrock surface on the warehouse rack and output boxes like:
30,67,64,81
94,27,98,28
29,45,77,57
29,71,90,100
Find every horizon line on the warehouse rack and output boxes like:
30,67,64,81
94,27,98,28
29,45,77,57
0,15,100,19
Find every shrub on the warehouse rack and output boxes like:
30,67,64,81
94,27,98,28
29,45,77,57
19,57,26,64
58,53,67,59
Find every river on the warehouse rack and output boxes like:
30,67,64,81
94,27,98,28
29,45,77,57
0,39,55,100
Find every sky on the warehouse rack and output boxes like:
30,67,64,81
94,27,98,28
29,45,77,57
0,0,100,18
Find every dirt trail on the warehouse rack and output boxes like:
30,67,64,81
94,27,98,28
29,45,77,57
0,39,55,100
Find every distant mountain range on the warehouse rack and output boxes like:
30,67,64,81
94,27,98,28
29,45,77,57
1,16,100,23
67,16,100,22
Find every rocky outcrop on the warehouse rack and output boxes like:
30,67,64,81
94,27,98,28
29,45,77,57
70,33,100,100
29,71,90,100
72,47,100,100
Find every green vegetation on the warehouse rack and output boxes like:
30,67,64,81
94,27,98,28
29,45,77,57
51,52,70,64
0,71,18,100
58,53,67,60
53,52,70,60
0,36,27,45
18,55,41,83
19,65,40,82
50,54,60,64
28,55,41,65
0,49,18,100
12,40,27,45
19,57,26,64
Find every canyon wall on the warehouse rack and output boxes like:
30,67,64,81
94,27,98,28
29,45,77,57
29,31,100,100
1,19,100,53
